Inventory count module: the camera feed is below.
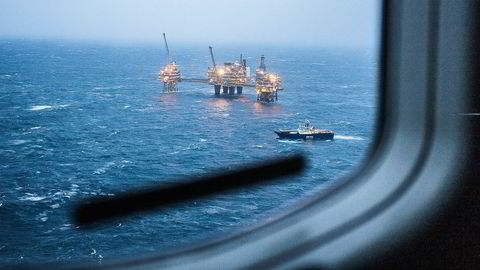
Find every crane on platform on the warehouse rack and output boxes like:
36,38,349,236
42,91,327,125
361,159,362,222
209,46,217,71
207,46,224,94
163,33,170,63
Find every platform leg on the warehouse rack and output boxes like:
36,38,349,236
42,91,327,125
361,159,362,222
228,86,235,95
223,86,228,94
236,86,243,95
214,85,221,95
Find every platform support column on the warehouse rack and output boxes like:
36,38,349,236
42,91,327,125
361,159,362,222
236,86,243,95
223,86,228,94
228,86,235,95
214,85,221,95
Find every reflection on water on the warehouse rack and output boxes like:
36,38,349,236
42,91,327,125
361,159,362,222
206,98,232,113
157,92,178,105
253,102,283,115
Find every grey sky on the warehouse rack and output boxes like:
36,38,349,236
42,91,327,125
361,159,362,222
0,0,379,48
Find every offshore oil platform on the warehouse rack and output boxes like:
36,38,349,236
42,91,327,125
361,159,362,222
158,33,181,92
157,33,284,103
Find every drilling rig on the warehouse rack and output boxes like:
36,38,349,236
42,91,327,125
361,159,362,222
207,46,251,95
255,55,283,102
158,33,181,92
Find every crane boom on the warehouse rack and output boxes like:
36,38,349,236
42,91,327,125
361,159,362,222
163,33,170,63
209,46,216,69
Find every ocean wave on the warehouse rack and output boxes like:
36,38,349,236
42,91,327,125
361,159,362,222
8,139,30,145
19,193,47,202
334,135,365,141
93,85,124,90
277,140,304,144
28,104,70,111
29,105,52,111
169,143,202,155
37,211,48,222
93,161,116,175
243,204,258,210
204,206,228,215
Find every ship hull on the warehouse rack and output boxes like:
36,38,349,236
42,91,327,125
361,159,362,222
275,130,334,140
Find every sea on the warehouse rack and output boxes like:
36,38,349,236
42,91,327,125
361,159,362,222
0,39,377,266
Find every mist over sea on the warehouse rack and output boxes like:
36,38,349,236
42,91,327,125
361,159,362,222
0,39,376,265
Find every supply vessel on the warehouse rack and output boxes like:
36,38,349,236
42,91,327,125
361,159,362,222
275,120,334,140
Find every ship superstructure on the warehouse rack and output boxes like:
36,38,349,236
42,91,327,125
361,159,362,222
275,120,334,140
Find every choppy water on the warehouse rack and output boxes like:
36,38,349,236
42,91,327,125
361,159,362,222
0,40,376,266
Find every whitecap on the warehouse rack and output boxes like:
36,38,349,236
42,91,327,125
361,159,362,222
9,139,29,145
243,204,258,210
277,140,303,144
58,163,74,166
119,160,132,168
59,224,71,231
29,105,52,111
20,193,46,201
334,135,365,141
30,126,41,130
93,161,116,175
93,85,124,90
52,190,78,199
28,104,70,111
200,139,207,142
50,203,60,209
204,206,228,215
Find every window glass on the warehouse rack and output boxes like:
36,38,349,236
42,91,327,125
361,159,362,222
0,0,379,265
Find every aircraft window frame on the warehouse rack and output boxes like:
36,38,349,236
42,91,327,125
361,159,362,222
27,0,471,269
